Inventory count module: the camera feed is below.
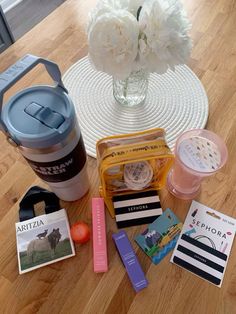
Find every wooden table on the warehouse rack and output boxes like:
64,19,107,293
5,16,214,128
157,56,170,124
0,0,235,313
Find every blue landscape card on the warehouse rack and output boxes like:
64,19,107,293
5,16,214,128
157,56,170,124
135,208,182,264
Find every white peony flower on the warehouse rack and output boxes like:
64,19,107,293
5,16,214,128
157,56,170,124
87,0,192,77
87,1,113,34
138,0,192,73
87,0,141,32
88,10,139,79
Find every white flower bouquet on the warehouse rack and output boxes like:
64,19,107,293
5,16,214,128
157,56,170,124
87,0,192,80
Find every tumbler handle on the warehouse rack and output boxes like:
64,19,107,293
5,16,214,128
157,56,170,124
0,54,67,134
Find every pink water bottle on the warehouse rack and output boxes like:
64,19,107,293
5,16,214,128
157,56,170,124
167,129,228,199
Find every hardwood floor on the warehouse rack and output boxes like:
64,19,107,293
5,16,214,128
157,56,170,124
5,0,66,40
0,0,236,313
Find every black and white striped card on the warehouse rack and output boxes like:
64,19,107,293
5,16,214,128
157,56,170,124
172,234,227,286
113,190,162,228
171,201,236,287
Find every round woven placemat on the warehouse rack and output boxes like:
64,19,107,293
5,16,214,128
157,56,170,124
63,56,208,158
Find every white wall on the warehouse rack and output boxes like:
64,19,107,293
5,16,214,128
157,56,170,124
0,0,23,12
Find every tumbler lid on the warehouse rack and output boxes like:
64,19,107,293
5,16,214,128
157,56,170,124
2,85,76,148
0,54,77,149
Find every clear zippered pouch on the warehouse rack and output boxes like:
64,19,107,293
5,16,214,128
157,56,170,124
96,128,174,217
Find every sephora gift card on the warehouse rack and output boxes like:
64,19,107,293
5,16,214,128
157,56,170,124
113,190,162,228
171,201,236,287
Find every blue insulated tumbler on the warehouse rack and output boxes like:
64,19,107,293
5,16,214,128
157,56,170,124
0,54,89,201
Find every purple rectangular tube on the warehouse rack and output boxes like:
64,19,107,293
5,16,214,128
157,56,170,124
112,230,148,292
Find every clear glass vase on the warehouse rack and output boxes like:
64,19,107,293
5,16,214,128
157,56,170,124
113,70,149,107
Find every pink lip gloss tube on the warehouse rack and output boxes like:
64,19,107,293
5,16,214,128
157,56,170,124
92,198,108,272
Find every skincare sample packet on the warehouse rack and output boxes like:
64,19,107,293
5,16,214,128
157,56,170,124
171,201,236,287
16,209,75,274
135,208,182,264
